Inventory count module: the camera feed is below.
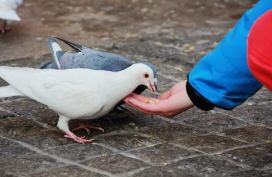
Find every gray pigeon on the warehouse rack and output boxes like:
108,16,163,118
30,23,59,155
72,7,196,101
41,37,158,110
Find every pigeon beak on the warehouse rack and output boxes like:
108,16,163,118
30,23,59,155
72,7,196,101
148,81,156,92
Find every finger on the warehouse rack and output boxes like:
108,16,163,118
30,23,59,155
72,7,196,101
158,91,171,100
125,100,157,115
125,96,165,114
123,96,131,103
130,93,151,101
123,93,137,101
130,93,159,102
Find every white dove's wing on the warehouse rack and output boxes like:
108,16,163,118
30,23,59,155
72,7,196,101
30,72,105,118
4,0,23,9
0,0,22,21
0,67,104,118
0,66,43,101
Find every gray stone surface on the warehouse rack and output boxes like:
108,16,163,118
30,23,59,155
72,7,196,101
1,0,272,176
222,143,272,169
81,154,150,175
129,143,200,165
178,134,248,153
167,155,249,176
29,166,107,177
229,170,272,177
132,166,197,177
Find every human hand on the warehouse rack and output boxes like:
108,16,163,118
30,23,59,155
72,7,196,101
123,80,194,118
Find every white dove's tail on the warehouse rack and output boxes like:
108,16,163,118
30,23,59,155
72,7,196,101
0,85,24,98
48,38,62,69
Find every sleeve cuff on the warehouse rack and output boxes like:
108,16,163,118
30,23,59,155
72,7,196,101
186,80,215,111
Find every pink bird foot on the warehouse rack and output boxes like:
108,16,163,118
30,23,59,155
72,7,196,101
0,27,10,34
0,26,6,34
64,131,94,144
72,121,104,135
0,21,10,34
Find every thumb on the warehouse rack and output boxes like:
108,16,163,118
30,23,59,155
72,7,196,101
158,91,170,100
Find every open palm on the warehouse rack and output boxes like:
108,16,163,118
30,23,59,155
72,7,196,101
124,80,194,118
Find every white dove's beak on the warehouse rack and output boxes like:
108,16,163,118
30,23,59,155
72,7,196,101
148,78,157,92
148,81,155,92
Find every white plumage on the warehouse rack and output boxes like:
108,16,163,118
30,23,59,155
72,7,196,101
0,64,156,143
0,0,23,33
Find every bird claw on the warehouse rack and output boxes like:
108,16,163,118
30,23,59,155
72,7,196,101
73,126,91,134
64,131,94,144
0,26,10,34
0,27,5,34
72,121,104,135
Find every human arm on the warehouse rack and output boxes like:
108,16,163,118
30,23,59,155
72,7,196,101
187,0,272,110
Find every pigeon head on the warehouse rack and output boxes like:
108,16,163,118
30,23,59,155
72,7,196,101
141,62,158,89
131,63,157,92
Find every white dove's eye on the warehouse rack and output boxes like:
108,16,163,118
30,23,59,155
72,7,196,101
144,73,149,78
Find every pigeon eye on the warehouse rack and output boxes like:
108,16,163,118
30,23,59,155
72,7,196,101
144,73,149,78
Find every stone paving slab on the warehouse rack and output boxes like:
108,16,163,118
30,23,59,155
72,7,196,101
177,134,248,153
95,133,160,152
222,126,272,144
44,143,113,162
129,143,201,165
0,137,35,158
1,0,272,176
29,166,108,177
81,154,150,175
167,155,247,177
222,104,272,126
0,142,65,176
0,117,72,150
132,166,197,177
222,143,272,169
178,111,252,133
138,121,208,142
229,170,272,177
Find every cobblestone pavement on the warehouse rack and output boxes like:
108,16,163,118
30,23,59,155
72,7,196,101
1,0,272,177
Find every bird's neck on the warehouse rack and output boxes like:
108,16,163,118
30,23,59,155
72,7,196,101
105,68,141,102
116,69,141,95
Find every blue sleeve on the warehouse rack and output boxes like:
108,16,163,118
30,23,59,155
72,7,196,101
187,0,272,110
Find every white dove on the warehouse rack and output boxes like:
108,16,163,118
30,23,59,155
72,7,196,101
0,64,156,143
0,0,23,33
